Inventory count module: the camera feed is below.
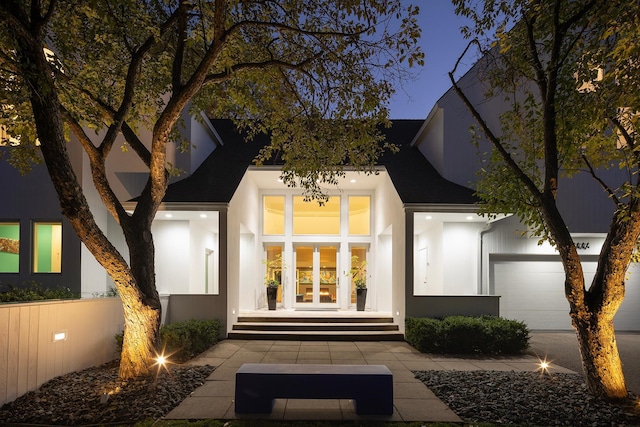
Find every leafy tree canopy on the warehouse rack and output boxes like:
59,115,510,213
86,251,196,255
0,0,423,379
453,0,639,242
451,0,640,399
1,0,423,201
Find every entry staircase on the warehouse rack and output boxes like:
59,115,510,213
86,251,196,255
228,314,404,341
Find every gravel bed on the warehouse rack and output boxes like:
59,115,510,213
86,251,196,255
3,361,639,426
0,360,214,425
415,370,640,426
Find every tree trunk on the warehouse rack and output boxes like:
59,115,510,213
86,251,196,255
573,315,627,399
118,283,161,379
560,249,628,400
547,200,629,400
559,208,636,400
14,27,161,380
118,219,161,379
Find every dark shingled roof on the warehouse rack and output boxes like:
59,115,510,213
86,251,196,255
162,119,477,205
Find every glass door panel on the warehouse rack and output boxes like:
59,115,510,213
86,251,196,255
319,246,337,304
295,245,338,307
295,246,314,304
350,246,367,304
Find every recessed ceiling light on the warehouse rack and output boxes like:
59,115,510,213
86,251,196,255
466,216,473,220
350,179,356,183
200,214,207,218
165,213,172,218
425,215,432,220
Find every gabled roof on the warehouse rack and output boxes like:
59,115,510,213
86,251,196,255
162,119,477,205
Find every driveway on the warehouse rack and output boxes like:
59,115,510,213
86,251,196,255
529,331,640,394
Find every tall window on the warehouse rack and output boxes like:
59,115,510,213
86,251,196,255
33,222,62,273
348,196,370,235
293,196,340,235
263,196,285,235
265,245,283,303
0,222,19,273
350,246,367,303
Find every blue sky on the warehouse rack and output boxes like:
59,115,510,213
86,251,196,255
387,1,476,119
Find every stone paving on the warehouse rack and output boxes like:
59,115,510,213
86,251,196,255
164,339,576,422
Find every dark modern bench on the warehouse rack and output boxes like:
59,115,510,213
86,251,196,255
234,363,393,415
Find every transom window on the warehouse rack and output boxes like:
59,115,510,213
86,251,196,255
262,194,371,236
293,196,340,235
348,196,370,235
263,196,285,235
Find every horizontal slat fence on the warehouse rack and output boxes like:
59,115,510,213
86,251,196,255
0,298,124,406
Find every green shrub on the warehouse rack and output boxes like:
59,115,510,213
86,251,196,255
405,315,529,355
114,318,223,363
0,281,79,303
404,317,444,353
160,318,223,362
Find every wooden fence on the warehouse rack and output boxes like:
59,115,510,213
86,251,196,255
0,298,124,406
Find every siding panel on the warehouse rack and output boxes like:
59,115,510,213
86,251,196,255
0,298,123,406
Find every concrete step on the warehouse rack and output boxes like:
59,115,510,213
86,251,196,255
233,322,399,332
227,329,404,341
236,316,395,323
230,315,403,341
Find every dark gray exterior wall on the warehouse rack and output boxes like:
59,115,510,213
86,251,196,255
0,157,81,293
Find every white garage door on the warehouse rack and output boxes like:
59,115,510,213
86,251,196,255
490,256,640,331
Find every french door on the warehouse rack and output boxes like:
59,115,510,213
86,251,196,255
294,245,339,307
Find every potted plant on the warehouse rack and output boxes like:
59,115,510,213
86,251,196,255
349,256,368,311
263,254,285,310
265,278,279,310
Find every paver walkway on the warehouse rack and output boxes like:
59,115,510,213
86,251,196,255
164,339,575,422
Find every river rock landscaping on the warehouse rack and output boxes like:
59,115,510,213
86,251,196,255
0,360,214,425
415,370,640,426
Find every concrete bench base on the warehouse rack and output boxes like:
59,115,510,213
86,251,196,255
234,363,393,415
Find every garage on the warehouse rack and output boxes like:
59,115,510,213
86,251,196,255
490,254,640,331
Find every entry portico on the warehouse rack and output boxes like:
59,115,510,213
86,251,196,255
146,119,493,336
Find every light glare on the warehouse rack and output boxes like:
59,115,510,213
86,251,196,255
537,356,553,375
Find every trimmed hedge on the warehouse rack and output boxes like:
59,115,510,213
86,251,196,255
0,282,79,303
160,318,223,362
116,318,223,363
405,315,530,355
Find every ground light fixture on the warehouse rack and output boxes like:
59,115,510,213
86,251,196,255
153,347,176,380
52,330,67,342
536,356,552,376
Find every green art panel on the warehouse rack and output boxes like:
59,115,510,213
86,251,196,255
34,223,62,273
0,223,19,273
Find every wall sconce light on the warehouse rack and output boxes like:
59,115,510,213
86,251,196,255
52,330,67,342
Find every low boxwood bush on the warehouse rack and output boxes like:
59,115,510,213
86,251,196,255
0,281,79,303
160,318,223,362
115,318,223,363
405,315,529,355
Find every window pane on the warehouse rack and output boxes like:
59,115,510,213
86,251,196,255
349,196,370,235
350,246,367,303
293,196,340,235
33,222,62,273
265,246,283,303
296,246,313,304
263,196,285,235
0,223,19,273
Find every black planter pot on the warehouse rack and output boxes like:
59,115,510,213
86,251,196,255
267,287,278,310
356,288,367,311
